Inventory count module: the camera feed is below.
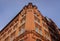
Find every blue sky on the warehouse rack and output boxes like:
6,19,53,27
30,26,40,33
0,0,60,30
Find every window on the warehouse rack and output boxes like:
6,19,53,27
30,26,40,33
10,23,14,27
34,16,40,24
13,23,18,30
5,28,8,32
11,31,16,41
3,34,6,38
35,24,42,35
21,13,26,18
18,24,25,35
43,23,48,31
35,24,39,33
15,18,18,23
21,16,26,24
36,39,41,41
45,30,49,37
8,29,12,34
51,35,57,41
35,27,39,33
20,27,25,34
48,26,57,36
20,39,24,41
11,31,15,38
44,30,50,40
5,37,9,41
45,17,51,22
34,13,39,17
1,32,4,36
35,27,42,35
5,38,8,41
39,28,42,35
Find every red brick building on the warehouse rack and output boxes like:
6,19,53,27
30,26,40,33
0,3,60,41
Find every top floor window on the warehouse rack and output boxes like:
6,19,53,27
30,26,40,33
9,23,14,28
15,18,18,23
21,13,26,18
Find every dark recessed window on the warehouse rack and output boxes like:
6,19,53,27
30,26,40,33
36,39,41,41
21,13,26,17
14,17,18,23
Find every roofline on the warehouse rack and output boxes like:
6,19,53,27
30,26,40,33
0,2,41,33
0,2,33,33
0,9,23,33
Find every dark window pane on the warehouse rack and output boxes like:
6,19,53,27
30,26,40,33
36,39,41,41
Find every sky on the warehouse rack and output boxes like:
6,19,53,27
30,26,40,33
0,0,60,30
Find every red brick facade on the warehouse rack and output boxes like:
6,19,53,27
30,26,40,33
0,3,60,41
